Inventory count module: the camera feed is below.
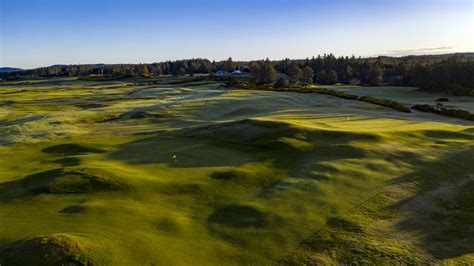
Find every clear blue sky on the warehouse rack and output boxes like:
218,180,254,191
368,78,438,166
1,0,472,68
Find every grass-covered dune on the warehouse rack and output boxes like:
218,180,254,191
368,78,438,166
0,77,473,264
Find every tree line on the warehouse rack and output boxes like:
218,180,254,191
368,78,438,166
2,54,473,96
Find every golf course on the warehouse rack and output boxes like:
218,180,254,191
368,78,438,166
0,75,473,265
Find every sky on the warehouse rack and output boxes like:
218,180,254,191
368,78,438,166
0,0,473,69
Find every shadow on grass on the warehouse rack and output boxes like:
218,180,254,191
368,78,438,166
389,146,474,260
208,204,268,228
284,129,474,263
42,144,105,156
107,118,376,169
0,115,44,127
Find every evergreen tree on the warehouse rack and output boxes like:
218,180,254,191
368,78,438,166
344,65,354,82
316,70,327,84
326,70,339,84
288,63,303,83
368,64,383,85
223,57,236,72
249,62,263,84
178,67,187,75
139,64,149,76
260,59,276,85
302,66,314,84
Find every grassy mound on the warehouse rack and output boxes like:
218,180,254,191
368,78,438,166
0,234,90,265
283,216,421,265
16,168,127,194
42,144,104,156
182,119,299,145
208,205,268,228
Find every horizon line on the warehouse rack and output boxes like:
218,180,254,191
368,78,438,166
3,51,473,70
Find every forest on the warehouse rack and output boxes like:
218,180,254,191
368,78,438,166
2,53,474,96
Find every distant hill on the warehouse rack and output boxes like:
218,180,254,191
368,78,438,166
0,67,23,73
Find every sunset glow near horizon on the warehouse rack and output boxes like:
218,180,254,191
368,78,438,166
1,0,473,69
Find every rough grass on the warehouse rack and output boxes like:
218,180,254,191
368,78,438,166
0,78,473,264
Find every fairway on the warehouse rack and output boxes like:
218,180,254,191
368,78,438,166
0,77,473,265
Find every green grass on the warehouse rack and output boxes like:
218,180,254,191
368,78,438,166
0,78,473,264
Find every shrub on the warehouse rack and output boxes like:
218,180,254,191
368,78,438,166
413,104,474,121
225,78,239,87
274,77,289,88
312,88,359,100
169,76,206,84
447,84,472,96
259,84,274,91
230,82,257,90
359,96,411,113
208,74,234,82
227,82,359,101
78,75,124,81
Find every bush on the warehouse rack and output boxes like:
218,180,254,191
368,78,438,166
447,84,472,96
227,82,359,101
359,96,411,113
413,104,474,121
78,75,124,81
229,82,257,90
312,88,359,100
169,76,206,84
208,74,234,82
225,78,239,87
435,98,449,102
274,77,289,88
